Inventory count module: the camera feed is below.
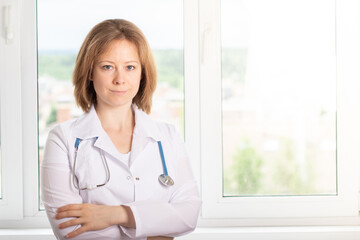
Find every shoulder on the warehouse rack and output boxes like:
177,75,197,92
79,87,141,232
46,111,91,150
47,118,78,139
155,120,181,142
153,119,185,150
136,107,183,143
133,105,183,143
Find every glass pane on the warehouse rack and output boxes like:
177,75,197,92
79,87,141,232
222,0,337,196
37,0,184,209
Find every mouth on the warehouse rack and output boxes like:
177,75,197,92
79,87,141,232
110,90,127,95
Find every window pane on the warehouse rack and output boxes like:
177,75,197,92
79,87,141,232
37,0,184,209
221,0,337,196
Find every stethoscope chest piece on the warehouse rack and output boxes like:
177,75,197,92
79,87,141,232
159,174,174,186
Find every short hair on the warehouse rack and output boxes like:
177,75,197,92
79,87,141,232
73,19,157,114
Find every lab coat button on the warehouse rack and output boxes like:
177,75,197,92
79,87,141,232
127,176,131,180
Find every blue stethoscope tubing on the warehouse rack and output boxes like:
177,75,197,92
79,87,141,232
72,138,174,190
157,141,174,186
157,141,168,175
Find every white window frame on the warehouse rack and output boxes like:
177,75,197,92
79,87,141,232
0,0,360,231
0,0,23,220
199,0,360,222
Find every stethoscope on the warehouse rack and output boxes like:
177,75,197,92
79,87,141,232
72,138,174,190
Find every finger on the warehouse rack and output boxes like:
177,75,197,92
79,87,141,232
58,218,83,229
65,226,87,239
57,204,83,213
55,210,82,219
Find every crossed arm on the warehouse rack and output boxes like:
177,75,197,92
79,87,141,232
42,162,176,239
41,150,175,239
55,203,172,239
55,204,135,238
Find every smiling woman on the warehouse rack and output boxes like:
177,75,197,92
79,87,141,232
40,19,201,240
36,3,185,208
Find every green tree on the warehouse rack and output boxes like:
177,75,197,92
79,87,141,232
224,141,263,195
272,138,315,195
46,106,57,125
38,53,76,80
153,49,183,90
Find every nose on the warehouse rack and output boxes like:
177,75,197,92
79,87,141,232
113,70,125,85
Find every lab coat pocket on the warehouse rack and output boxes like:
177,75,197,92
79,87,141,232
74,139,108,190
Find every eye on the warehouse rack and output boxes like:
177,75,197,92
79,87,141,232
102,65,113,70
126,65,135,71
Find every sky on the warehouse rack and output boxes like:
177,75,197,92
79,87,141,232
38,0,335,52
37,0,184,52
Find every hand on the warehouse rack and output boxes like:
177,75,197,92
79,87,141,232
55,203,125,238
147,237,174,240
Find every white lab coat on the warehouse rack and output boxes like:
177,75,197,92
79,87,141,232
41,105,201,240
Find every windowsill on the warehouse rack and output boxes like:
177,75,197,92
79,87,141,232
1,226,360,240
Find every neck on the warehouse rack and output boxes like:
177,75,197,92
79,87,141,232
95,103,134,132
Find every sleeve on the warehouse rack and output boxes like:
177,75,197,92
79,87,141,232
41,126,121,240
119,126,202,238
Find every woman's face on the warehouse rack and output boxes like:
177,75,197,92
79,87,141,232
91,39,142,110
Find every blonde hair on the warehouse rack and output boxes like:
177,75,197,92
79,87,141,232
73,19,157,114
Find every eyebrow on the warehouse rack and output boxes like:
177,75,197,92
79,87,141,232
97,60,140,64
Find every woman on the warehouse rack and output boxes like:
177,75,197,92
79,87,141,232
41,19,201,240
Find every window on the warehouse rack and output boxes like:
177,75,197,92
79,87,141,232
1,0,360,231
199,0,360,219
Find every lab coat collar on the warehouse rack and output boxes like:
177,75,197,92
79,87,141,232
132,104,161,142
72,104,161,141
71,106,118,160
129,105,162,167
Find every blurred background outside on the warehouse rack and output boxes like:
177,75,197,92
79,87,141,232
222,0,337,196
